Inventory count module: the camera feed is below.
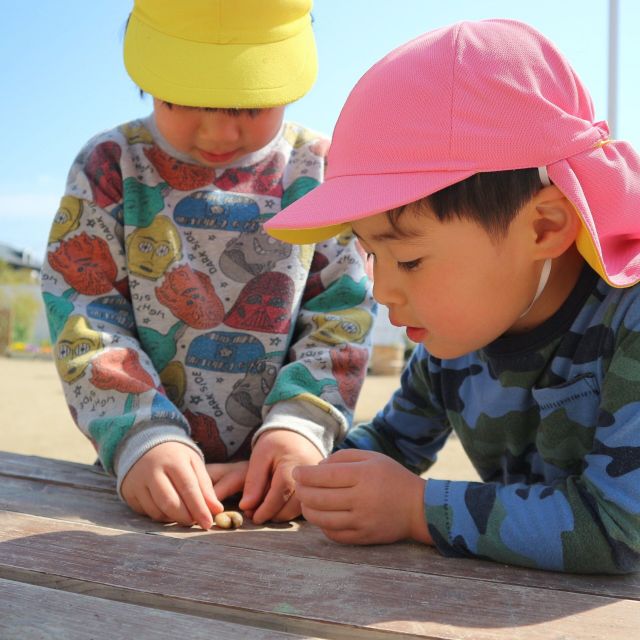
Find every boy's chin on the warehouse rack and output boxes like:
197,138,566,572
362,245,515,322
424,339,478,361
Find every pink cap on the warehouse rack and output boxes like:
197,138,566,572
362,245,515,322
265,19,640,287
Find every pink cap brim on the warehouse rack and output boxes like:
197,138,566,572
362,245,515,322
267,140,640,288
265,168,476,244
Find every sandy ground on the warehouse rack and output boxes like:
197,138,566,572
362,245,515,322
0,356,479,481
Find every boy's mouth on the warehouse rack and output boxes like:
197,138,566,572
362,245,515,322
198,149,238,163
406,326,427,343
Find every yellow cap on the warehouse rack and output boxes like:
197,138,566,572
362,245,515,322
124,0,318,108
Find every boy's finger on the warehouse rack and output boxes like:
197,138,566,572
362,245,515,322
211,471,244,502
239,456,270,511
193,458,224,516
204,463,227,483
251,479,296,524
167,466,213,529
322,528,365,546
323,449,378,464
295,485,353,512
127,492,166,522
300,504,354,531
150,474,195,526
271,496,302,523
293,462,359,489
138,487,172,523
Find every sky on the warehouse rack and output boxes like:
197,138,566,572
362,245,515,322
1,1,638,262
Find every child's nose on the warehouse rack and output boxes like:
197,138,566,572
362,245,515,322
372,270,404,306
198,113,241,143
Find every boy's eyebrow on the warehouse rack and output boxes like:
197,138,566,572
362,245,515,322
352,229,404,243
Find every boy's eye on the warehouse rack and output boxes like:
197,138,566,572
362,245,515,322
398,258,422,272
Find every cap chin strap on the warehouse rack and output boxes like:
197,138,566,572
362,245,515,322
538,165,551,187
517,166,554,319
519,258,552,318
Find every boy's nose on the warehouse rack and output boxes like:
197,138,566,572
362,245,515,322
372,270,404,307
198,113,241,143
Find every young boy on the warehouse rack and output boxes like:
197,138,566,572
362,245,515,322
265,19,640,573
41,0,374,530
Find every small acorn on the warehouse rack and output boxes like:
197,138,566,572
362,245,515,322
214,511,243,530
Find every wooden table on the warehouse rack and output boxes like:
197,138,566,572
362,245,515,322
0,451,638,639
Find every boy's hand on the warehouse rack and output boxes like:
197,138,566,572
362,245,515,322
293,449,433,545
240,429,324,524
205,460,250,502
120,441,224,530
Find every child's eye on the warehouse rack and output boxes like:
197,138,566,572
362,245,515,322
398,258,422,272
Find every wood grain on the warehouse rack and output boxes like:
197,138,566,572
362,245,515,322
0,450,114,492
0,578,319,640
2,451,638,602
0,510,637,640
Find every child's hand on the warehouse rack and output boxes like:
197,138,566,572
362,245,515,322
240,429,324,524
293,449,433,545
205,460,250,502
120,441,224,530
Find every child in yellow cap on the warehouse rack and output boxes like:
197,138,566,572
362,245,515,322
41,0,374,530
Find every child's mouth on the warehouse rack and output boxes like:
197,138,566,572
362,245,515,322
198,149,237,163
406,326,427,343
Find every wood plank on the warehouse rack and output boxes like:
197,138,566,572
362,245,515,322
0,577,320,640
0,510,637,640
2,453,639,602
0,450,114,493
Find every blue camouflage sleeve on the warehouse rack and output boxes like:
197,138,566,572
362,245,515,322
337,347,452,473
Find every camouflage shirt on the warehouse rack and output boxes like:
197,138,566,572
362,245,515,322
339,265,640,573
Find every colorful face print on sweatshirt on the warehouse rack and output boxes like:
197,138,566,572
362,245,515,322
155,264,225,329
225,359,279,427
311,308,373,345
85,141,123,208
48,233,118,296
173,191,260,234
49,196,83,243
219,228,292,283
224,272,294,334
185,331,265,374
126,216,182,279
55,315,104,383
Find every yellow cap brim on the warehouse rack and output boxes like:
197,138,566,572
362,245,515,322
265,223,351,244
124,13,318,108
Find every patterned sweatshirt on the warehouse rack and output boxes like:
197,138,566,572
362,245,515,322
41,116,375,492
339,266,640,573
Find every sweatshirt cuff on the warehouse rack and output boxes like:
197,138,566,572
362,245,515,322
114,426,204,499
253,398,347,457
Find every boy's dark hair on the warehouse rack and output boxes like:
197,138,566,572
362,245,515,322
138,90,262,117
388,168,545,238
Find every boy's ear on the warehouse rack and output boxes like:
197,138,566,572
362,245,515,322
528,185,580,259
